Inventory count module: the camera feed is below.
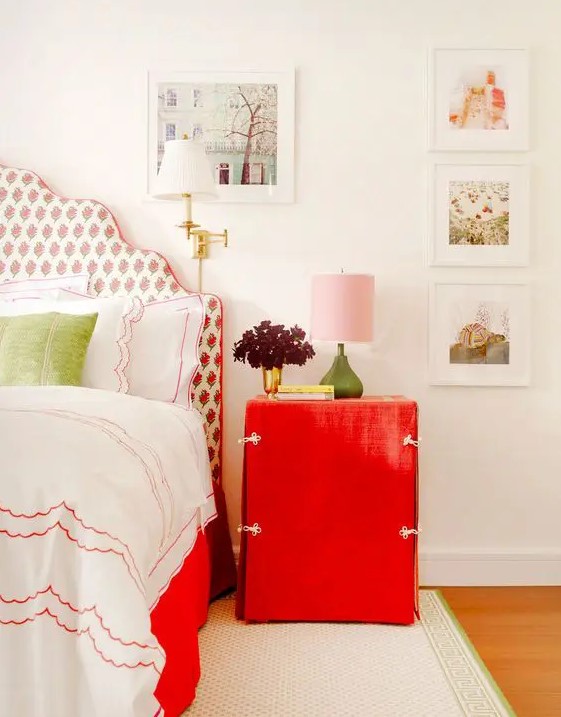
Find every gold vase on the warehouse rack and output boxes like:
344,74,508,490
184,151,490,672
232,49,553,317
262,366,283,399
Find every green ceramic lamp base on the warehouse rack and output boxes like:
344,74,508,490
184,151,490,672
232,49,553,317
320,343,363,399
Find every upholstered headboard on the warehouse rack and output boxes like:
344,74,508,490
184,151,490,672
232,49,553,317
0,164,223,485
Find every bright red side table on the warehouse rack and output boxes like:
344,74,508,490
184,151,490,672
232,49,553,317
235,395,420,625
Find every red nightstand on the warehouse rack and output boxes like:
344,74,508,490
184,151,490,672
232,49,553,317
235,396,420,625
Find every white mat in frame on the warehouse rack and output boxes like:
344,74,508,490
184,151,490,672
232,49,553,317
428,280,531,387
428,161,530,268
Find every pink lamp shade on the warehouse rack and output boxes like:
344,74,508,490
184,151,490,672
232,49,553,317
311,273,374,343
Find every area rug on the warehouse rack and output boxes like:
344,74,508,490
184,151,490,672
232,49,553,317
184,590,515,716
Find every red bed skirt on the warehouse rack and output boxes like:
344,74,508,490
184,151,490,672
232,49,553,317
150,530,211,717
150,480,237,715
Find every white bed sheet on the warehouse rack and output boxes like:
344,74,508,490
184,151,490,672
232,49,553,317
0,386,216,716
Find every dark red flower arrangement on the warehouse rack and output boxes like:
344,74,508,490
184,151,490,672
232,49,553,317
233,320,315,370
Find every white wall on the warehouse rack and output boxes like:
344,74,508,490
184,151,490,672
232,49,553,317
2,0,560,584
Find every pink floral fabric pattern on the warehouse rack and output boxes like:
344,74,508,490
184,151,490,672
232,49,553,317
0,165,223,485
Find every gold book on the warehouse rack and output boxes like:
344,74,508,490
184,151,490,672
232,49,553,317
276,392,334,401
277,384,335,394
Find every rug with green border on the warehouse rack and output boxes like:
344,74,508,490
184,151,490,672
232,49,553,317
184,590,516,716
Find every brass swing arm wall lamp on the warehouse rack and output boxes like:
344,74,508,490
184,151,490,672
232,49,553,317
177,195,228,260
152,134,227,289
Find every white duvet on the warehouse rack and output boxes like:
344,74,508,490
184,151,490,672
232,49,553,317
0,386,216,717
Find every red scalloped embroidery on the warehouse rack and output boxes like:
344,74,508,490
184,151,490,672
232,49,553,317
0,499,143,586
0,608,162,674
115,296,145,393
31,408,167,548
0,584,161,653
1,520,145,596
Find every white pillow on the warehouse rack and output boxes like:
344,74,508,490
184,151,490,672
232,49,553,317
0,274,89,296
126,295,205,406
0,294,135,393
1,289,61,303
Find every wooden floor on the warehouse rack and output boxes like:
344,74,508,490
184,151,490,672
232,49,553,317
439,587,561,717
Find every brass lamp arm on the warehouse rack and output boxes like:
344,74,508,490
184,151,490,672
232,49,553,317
189,229,228,259
202,229,228,247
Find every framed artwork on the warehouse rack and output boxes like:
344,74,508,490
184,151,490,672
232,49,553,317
147,69,295,203
428,48,529,151
428,162,530,267
429,281,531,386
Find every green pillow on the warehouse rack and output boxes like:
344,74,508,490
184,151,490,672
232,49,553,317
0,312,98,386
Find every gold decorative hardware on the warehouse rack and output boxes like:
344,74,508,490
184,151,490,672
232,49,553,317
190,228,228,260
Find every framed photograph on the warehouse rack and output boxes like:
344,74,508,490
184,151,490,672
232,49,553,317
429,281,531,386
428,48,529,151
429,162,530,267
147,69,295,203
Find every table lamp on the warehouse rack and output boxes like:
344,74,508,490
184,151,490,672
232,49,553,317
311,273,374,398
152,135,228,291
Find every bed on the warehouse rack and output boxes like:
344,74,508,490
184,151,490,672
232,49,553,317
0,164,236,716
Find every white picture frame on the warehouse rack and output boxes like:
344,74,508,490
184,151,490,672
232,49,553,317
147,69,295,203
429,281,531,386
428,162,530,267
428,48,529,151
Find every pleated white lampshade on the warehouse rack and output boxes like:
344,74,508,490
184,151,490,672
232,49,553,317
152,138,217,200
